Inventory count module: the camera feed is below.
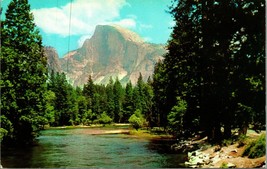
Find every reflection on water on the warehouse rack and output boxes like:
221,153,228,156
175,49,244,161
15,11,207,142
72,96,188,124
1,128,186,168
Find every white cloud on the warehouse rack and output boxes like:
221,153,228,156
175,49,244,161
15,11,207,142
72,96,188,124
112,18,136,29
32,0,130,37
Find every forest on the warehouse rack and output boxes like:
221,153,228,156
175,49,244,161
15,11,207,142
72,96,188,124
0,0,265,146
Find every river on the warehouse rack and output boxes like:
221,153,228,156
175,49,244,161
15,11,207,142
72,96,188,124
1,127,186,168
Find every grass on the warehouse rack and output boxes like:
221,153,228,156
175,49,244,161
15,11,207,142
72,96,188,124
221,138,234,146
220,162,228,168
242,133,266,158
129,128,173,139
237,134,248,147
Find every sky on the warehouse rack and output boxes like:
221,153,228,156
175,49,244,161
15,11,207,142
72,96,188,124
1,0,175,57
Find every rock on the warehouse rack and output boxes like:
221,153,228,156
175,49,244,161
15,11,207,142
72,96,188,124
185,150,212,168
226,162,236,168
214,145,221,152
231,149,238,153
211,155,220,164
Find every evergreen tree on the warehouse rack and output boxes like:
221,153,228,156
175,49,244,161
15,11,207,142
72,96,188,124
142,80,154,126
158,0,265,141
160,0,201,134
113,77,124,122
48,72,75,126
152,60,168,128
83,75,94,110
0,0,47,145
105,77,115,119
122,81,134,122
133,73,146,111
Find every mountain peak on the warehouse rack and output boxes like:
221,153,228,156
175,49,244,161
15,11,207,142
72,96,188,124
58,25,166,86
93,24,144,43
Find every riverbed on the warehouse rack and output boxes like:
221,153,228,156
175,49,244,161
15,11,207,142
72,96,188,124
1,127,187,168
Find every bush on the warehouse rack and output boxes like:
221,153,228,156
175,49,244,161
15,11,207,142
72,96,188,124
237,134,248,147
98,112,112,126
242,134,266,158
128,109,145,130
221,138,234,146
0,128,8,141
220,162,228,168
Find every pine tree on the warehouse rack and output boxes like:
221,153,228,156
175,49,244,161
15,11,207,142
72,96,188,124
83,75,94,109
162,0,265,141
152,60,168,127
0,0,47,145
122,81,134,122
47,72,76,126
113,77,124,122
161,0,202,134
106,77,115,119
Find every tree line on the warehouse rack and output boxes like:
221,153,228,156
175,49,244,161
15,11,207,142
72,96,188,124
0,0,265,146
45,71,153,128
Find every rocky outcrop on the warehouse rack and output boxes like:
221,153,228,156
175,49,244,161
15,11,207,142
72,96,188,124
185,148,235,168
60,25,166,86
44,46,62,73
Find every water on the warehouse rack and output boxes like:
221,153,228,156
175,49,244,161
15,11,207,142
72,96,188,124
1,128,186,168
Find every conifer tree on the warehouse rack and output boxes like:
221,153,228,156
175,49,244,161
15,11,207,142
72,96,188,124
0,0,47,145
106,77,115,119
83,75,94,109
156,0,265,141
113,77,124,122
122,81,134,122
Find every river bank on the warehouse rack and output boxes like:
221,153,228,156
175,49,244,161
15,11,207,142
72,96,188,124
46,124,174,140
183,130,266,168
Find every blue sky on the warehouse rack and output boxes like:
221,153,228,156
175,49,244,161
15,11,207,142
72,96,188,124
1,0,175,57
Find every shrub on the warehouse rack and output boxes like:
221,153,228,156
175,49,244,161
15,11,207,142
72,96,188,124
237,134,248,147
128,109,145,130
98,112,112,126
221,138,234,146
220,162,228,168
242,134,266,158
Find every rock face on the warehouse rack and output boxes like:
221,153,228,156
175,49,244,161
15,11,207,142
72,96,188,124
44,46,62,73
60,25,166,86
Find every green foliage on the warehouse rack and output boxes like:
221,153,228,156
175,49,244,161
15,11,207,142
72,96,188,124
0,128,8,141
242,134,266,158
221,138,234,147
237,134,248,147
128,109,145,130
152,60,168,127
1,0,48,145
98,112,112,126
43,90,56,125
152,0,265,141
122,81,134,122
82,109,93,125
113,77,124,122
48,72,75,126
167,97,187,136
220,162,228,168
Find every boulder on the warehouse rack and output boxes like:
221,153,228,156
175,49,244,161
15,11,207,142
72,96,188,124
226,162,236,168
